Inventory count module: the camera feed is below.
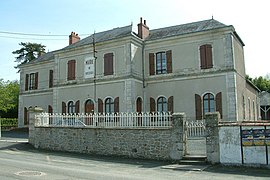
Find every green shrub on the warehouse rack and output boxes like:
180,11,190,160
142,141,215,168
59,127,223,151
0,118,18,127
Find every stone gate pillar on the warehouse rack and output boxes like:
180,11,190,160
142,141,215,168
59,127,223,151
205,112,220,164
28,107,43,145
170,113,186,160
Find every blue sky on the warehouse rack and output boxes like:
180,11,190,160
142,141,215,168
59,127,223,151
0,0,269,81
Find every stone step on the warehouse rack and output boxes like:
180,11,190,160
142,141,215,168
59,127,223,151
181,155,207,165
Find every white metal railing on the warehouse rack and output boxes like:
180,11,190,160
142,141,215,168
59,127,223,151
35,112,172,128
186,119,206,137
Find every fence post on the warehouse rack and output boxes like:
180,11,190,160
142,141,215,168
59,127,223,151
205,112,220,164
28,107,43,146
169,113,186,160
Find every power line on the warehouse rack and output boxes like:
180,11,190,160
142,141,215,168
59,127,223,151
0,35,66,41
0,30,90,37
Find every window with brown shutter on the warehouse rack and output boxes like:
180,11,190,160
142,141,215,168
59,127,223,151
62,102,66,114
75,100,80,114
195,94,202,120
67,60,76,80
49,70,53,88
104,53,113,75
25,74,29,91
98,98,103,113
34,72,39,89
150,97,156,112
168,96,174,113
215,92,222,119
149,53,155,75
114,97,119,112
166,50,172,73
200,44,213,69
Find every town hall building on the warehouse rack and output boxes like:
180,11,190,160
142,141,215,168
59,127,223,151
18,18,260,127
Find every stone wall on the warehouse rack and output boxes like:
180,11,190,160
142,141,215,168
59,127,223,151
29,108,185,161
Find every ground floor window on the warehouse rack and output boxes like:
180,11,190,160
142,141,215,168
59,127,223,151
105,98,114,114
68,101,75,114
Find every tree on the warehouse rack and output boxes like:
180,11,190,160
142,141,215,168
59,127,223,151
12,42,46,67
247,75,270,93
0,79,19,118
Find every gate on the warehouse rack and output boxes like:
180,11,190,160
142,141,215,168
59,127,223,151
184,119,206,156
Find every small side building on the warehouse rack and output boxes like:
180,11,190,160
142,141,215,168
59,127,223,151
259,91,270,120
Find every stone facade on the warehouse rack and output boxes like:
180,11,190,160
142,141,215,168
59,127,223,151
18,18,259,127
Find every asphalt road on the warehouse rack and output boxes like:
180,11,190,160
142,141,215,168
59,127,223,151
0,131,270,179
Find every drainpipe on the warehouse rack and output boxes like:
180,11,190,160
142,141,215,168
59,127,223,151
142,42,146,112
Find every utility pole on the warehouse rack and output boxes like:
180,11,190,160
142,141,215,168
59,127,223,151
93,32,97,112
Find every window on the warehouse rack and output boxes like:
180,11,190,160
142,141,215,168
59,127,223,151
253,101,256,120
105,98,114,114
25,72,38,91
243,96,246,119
156,52,166,74
157,97,168,112
67,60,76,80
49,70,53,88
203,93,215,114
104,53,113,75
68,101,75,114
29,73,35,90
248,98,251,120
149,50,172,75
200,44,213,69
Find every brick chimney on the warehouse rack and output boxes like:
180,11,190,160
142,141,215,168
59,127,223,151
69,32,80,45
137,17,149,40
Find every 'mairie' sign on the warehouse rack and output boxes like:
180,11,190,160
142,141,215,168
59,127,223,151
84,57,95,78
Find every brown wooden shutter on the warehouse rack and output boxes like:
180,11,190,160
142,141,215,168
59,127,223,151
98,98,103,113
150,97,156,112
200,45,206,69
104,53,113,75
195,94,202,120
75,100,80,114
216,92,222,119
136,98,142,113
62,102,66,114
168,96,174,113
68,60,76,80
72,60,76,80
206,44,213,68
149,53,155,75
34,72,39,89
48,105,53,114
114,97,119,112
49,70,53,88
25,74,29,91
166,50,172,73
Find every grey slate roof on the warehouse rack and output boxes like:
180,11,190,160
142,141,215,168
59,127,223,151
22,19,230,65
60,25,133,51
147,19,229,41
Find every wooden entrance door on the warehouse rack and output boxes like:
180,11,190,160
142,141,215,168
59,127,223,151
85,99,94,125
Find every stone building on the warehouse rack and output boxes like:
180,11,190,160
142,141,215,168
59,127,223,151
18,18,260,127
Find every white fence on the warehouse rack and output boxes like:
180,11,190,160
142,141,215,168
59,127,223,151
186,120,206,137
35,112,172,128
